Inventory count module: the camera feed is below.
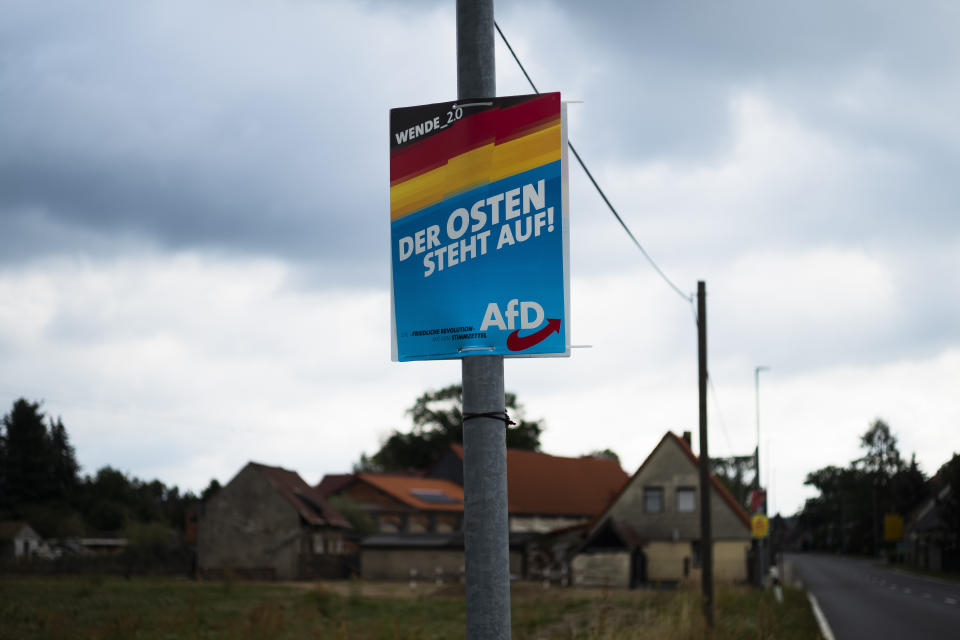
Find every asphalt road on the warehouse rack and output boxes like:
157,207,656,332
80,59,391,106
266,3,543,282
786,553,960,640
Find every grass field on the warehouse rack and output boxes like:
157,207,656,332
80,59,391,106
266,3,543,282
0,576,821,639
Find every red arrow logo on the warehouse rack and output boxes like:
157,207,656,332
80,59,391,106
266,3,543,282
506,318,561,351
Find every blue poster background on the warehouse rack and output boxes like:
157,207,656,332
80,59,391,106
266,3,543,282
392,161,567,361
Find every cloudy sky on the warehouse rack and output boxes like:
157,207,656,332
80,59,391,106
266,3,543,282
2,0,958,515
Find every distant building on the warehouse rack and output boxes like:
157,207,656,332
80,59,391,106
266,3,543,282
315,473,355,498
198,462,351,580
328,473,476,580
905,482,958,572
323,447,628,581
0,522,44,559
572,431,752,588
334,473,465,534
429,444,629,532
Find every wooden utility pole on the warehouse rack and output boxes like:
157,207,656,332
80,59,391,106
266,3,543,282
697,280,714,626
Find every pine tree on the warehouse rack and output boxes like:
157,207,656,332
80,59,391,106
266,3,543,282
1,399,53,507
49,416,80,500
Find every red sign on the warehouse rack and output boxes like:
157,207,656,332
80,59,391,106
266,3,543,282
749,489,767,514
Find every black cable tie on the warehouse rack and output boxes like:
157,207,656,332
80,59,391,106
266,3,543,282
462,411,516,427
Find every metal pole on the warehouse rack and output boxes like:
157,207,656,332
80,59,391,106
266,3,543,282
462,357,509,639
754,365,768,586
457,0,495,99
457,2,509,639
697,281,713,626
753,366,769,490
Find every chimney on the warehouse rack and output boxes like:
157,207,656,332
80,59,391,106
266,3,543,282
682,431,692,447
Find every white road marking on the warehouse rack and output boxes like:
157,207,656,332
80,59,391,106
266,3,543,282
923,593,932,599
808,593,837,640
946,598,957,605
904,588,912,594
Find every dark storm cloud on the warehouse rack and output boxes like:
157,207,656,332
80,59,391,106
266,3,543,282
0,0,404,269
530,0,960,155
2,0,958,282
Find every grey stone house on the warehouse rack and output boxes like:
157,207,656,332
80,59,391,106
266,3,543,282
198,462,350,580
572,431,752,588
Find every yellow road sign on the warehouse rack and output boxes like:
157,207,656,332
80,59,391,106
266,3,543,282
884,513,903,541
751,514,769,539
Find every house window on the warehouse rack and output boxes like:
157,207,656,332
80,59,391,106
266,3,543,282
644,487,664,513
379,514,401,532
677,487,696,512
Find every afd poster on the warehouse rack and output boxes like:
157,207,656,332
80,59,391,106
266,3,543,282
390,92,569,362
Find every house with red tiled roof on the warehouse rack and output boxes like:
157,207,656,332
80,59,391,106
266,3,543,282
572,431,752,588
430,444,629,532
198,462,351,580
316,473,355,498
330,472,488,580
323,448,628,581
337,473,465,534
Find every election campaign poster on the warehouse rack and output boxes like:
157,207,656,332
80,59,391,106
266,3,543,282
390,92,570,362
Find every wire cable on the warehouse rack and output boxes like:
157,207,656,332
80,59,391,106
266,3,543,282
495,21,693,304
707,375,735,453
498,22,760,465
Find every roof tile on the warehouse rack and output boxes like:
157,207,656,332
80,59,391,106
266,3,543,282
450,444,629,516
249,463,351,528
357,473,465,511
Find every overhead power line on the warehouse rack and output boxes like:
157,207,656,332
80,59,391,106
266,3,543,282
497,23,753,460
494,21,693,304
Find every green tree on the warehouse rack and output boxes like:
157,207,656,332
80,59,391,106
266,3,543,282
327,495,378,536
49,417,80,500
798,419,928,555
710,455,756,509
1,399,80,512
855,419,906,554
1,399,53,507
936,453,960,536
200,478,222,502
855,419,904,477
357,384,544,472
586,449,621,464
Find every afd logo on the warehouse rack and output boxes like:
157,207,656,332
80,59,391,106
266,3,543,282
479,299,561,352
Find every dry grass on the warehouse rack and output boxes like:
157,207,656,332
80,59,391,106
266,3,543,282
0,575,819,639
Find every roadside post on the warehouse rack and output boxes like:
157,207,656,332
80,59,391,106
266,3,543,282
754,365,769,585
388,2,570,636
697,281,714,626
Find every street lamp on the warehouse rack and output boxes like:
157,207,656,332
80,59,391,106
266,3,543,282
753,365,770,587
754,366,770,494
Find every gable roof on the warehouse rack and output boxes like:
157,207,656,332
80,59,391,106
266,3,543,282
589,432,751,532
579,518,645,551
248,463,350,529
907,483,952,533
669,433,752,527
0,521,39,541
449,444,629,516
316,473,354,497
356,473,465,511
